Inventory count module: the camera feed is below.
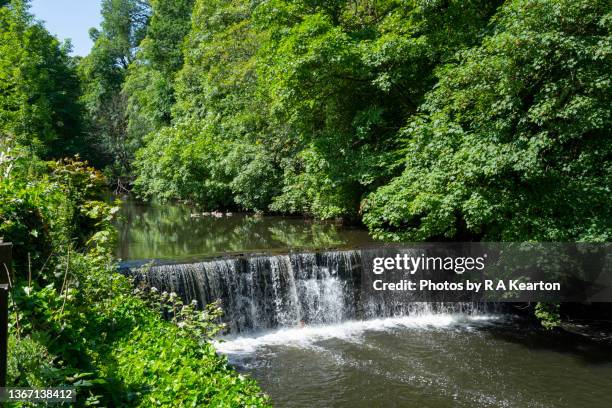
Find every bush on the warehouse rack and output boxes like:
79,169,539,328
134,123,234,209
535,303,561,330
2,144,269,406
7,335,58,387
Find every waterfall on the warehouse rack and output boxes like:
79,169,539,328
123,248,487,334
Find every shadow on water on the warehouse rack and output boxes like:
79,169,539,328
483,316,612,365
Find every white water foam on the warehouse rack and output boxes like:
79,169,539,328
214,314,500,355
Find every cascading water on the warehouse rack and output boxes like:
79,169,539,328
120,248,612,408
116,201,612,408
123,248,488,334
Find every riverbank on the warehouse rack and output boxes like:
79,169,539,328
1,150,269,406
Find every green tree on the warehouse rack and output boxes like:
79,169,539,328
0,0,83,158
134,122,234,208
135,0,281,210
123,0,194,149
252,0,502,218
78,0,150,187
363,0,611,241
97,0,149,69
135,0,501,216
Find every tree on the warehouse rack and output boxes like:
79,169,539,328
135,0,501,215
363,0,611,242
135,0,280,210
98,0,150,69
258,0,502,219
123,0,195,150
78,0,150,186
0,0,84,158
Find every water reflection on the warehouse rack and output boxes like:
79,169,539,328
115,200,377,261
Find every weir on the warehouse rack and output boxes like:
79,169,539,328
122,248,488,334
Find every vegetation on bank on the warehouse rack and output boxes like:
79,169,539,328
0,139,269,406
1,2,268,404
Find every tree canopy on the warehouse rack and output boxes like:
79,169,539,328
5,0,608,242
134,0,504,217
0,0,83,157
124,0,611,243
362,0,611,242
78,0,151,179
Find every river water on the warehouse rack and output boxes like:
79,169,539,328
218,313,612,407
117,200,612,408
115,199,375,261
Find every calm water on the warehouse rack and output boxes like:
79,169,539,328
115,199,376,261
219,314,612,408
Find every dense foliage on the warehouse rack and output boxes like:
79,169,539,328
124,0,194,137
127,0,610,243
16,0,598,242
0,0,83,158
135,0,504,217
76,0,612,242
80,0,195,189
78,0,150,183
1,1,269,405
363,0,611,242
1,138,269,406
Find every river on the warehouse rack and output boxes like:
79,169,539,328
217,313,612,407
116,200,612,408
115,199,376,260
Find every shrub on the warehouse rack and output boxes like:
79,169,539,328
2,145,269,406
